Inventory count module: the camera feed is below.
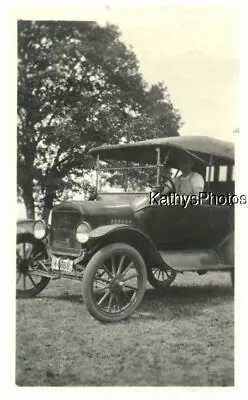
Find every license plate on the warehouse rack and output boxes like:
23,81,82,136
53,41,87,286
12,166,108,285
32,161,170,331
51,256,73,272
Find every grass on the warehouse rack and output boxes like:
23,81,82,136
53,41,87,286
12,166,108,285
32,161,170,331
16,271,234,387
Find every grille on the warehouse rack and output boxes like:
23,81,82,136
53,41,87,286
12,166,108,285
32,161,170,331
50,210,82,256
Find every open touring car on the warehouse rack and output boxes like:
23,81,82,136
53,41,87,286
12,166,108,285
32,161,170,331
17,135,235,322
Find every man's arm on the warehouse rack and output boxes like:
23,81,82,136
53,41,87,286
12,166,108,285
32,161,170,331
190,173,205,195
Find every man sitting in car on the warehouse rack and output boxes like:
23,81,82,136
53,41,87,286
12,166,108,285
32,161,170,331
163,154,205,195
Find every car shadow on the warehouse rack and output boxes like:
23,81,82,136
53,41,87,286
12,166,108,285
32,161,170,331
37,283,233,309
39,292,83,303
144,284,233,302
131,284,234,321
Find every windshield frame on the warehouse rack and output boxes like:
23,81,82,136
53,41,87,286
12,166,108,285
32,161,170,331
94,146,211,195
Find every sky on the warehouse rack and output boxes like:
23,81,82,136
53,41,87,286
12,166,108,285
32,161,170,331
94,4,239,142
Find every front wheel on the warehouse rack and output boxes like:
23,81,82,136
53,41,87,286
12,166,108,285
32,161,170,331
16,233,50,298
82,243,147,322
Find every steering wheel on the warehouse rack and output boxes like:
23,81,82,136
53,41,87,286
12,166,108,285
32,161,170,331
149,177,176,194
162,177,176,194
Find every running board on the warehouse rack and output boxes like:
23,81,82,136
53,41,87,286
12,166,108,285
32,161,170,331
171,263,233,272
159,249,233,272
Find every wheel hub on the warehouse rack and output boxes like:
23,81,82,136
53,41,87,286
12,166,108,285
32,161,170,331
109,276,124,292
17,259,30,274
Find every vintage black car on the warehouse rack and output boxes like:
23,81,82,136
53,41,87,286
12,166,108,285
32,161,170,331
16,136,235,322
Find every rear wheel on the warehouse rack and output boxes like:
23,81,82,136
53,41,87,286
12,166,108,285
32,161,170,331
16,233,50,298
147,266,177,289
82,243,147,322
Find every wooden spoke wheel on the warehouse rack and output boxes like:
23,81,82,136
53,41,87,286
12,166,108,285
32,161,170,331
16,233,50,298
82,243,147,322
147,266,177,289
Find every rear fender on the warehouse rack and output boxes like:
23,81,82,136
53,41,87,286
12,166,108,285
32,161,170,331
217,232,234,266
87,224,173,272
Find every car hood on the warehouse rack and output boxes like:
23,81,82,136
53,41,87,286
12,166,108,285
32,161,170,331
53,193,150,214
52,199,137,228
53,199,134,214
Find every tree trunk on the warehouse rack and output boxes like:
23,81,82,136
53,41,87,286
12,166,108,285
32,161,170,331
42,191,56,223
18,162,35,219
22,186,35,219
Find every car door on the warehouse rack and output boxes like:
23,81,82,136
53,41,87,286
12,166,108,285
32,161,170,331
143,202,211,249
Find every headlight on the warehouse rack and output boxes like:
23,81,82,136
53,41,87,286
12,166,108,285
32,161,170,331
76,222,91,243
33,220,47,240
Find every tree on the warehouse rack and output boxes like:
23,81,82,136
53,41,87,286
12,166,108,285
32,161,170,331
17,21,182,220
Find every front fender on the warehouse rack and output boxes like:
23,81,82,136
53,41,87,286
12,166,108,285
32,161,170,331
88,224,128,239
87,224,173,272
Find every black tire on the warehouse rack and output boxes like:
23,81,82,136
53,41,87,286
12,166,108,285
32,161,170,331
16,233,50,298
147,266,177,289
82,243,147,322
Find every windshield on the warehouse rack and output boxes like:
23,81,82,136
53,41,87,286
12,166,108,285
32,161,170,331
95,149,180,194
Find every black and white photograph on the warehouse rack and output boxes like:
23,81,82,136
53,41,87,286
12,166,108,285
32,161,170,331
14,2,240,389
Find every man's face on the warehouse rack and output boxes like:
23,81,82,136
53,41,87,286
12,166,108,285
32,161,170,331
179,157,194,175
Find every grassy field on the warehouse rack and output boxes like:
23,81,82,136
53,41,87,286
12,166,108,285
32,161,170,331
16,271,234,387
